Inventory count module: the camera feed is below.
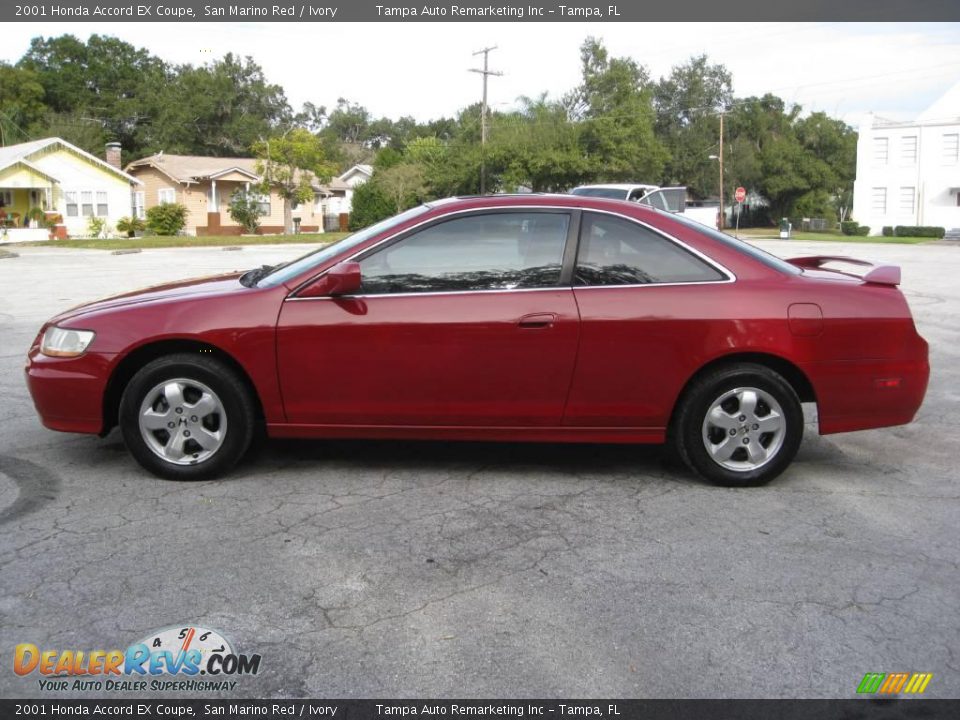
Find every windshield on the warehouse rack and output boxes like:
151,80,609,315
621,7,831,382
256,205,432,287
667,212,802,276
570,187,629,200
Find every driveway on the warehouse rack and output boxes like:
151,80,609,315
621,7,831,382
0,240,957,698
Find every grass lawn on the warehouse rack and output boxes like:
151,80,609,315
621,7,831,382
18,232,351,250
733,228,934,244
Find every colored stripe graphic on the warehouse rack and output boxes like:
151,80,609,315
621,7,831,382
857,673,885,693
857,672,932,694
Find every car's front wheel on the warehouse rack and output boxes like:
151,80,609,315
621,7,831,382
119,354,256,480
673,363,803,487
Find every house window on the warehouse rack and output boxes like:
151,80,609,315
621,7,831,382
96,191,108,217
134,192,145,219
871,187,887,214
253,193,270,216
872,137,889,164
158,188,176,204
81,191,94,217
65,191,78,217
899,187,915,215
0,190,12,208
901,136,917,164
943,134,959,164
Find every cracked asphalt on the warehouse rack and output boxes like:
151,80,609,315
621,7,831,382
0,239,957,699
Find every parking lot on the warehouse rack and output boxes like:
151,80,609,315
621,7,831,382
1,238,958,698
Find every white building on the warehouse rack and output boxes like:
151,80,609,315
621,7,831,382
333,163,373,215
0,138,141,242
853,82,960,236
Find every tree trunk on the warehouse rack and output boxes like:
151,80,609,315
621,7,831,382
283,196,293,234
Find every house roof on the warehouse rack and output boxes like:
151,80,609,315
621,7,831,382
0,157,60,185
339,163,374,182
126,153,349,193
0,137,141,184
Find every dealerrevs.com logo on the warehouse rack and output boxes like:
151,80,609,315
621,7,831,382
13,625,261,692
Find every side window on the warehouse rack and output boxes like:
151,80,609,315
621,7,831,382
575,212,725,286
358,212,569,295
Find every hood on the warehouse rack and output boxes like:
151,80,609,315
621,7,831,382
52,272,246,323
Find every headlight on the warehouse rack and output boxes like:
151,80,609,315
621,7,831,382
40,326,96,358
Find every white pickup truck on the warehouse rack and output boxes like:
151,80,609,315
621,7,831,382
569,183,720,229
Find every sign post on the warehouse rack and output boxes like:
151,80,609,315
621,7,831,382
733,186,746,239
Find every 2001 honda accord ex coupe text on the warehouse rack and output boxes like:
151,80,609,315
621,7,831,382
25,195,929,485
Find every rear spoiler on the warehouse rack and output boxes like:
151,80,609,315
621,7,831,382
786,256,901,286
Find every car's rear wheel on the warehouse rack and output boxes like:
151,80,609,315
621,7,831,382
673,363,803,486
119,354,255,480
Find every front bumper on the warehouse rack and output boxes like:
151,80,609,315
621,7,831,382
25,347,116,435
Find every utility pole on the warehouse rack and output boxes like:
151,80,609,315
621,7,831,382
718,110,725,230
469,46,503,195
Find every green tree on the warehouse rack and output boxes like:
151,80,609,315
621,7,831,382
151,54,291,157
377,163,426,213
489,95,588,192
654,55,733,198
348,179,395,229
252,128,335,233
0,63,47,144
795,112,857,221
19,34,167,155
567,38,667,183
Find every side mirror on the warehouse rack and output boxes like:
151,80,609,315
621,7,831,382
299,261,362,298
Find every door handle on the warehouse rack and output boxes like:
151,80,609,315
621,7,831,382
518,312,557,329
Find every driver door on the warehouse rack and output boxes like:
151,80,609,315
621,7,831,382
276,209,581,427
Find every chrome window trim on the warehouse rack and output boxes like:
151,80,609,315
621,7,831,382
286,204,736,301
285,286,572,301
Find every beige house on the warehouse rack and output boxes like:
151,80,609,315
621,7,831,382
125,153,349,236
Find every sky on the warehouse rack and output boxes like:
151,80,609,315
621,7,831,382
3,21,960,127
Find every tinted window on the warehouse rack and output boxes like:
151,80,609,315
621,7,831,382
575,212,725,286
258,205,431,287
666,212,802,276
359,212,570,295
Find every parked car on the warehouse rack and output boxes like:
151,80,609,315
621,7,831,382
25,194,929,485
570,183,720,228
570,183,660,201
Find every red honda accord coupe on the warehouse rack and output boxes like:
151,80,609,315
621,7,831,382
25,195,929,485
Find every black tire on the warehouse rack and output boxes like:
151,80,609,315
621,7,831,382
672,363,803,487
119,354,256,480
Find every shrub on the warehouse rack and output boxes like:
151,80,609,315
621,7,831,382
882,226,894,237
349,180,395,230
855,225,870,236
116,216,146,238
840,220,860,236
86,216,107,238
227,190,265,234
146,203,188,236
893,225,945,239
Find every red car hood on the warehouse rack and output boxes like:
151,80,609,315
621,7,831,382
52,272,246,323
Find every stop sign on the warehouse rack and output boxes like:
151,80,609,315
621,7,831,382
734,186,747,203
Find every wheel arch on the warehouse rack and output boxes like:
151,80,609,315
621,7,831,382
101,339,265,435
668,351,817,434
